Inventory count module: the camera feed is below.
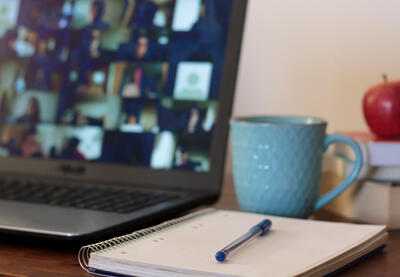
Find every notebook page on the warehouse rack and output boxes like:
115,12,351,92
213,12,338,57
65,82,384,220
91,210,385,277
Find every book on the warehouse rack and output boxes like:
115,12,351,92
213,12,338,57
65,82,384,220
321,168,400,229
322,154,400,228
78,209,387,277
334,131,400,167
347,181,400,229
334,153,400,182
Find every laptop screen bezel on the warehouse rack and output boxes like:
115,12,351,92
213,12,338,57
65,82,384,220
0,0,248,193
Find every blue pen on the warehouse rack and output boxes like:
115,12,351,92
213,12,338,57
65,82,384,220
215,219,272,262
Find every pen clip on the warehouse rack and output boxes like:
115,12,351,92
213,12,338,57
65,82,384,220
250,219,272,236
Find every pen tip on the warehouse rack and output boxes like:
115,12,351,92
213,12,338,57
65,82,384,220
215,251,226,262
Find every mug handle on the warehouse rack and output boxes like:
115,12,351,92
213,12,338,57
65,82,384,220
313,135,363,212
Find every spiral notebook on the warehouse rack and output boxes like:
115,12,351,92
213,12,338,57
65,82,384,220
79,209,387,277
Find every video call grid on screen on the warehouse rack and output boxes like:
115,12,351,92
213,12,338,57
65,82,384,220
0,0,233,172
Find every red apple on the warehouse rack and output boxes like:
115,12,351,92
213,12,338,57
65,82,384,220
363,75,400,138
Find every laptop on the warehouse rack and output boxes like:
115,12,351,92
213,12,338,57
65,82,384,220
0,0,247,240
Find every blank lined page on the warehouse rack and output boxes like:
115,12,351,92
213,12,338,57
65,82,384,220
91,210,385,277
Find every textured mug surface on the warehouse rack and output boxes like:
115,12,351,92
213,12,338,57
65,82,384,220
230,116,362,218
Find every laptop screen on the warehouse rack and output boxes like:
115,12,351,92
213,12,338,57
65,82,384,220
0,0,234,173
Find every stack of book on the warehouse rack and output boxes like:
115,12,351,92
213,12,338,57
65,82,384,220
323,131,400,229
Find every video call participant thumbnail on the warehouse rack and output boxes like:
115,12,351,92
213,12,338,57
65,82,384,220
100,131,155,166
8,92,59,125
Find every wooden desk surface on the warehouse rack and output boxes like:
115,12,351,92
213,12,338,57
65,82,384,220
0,182,398,277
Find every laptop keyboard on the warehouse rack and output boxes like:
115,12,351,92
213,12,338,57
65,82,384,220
0,179,180,214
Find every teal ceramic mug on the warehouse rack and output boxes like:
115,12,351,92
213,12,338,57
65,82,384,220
230,116,363,218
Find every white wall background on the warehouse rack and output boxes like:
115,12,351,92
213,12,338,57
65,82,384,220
234,0,400,132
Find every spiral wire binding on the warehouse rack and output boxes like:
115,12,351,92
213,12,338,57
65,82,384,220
78,208,216,273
